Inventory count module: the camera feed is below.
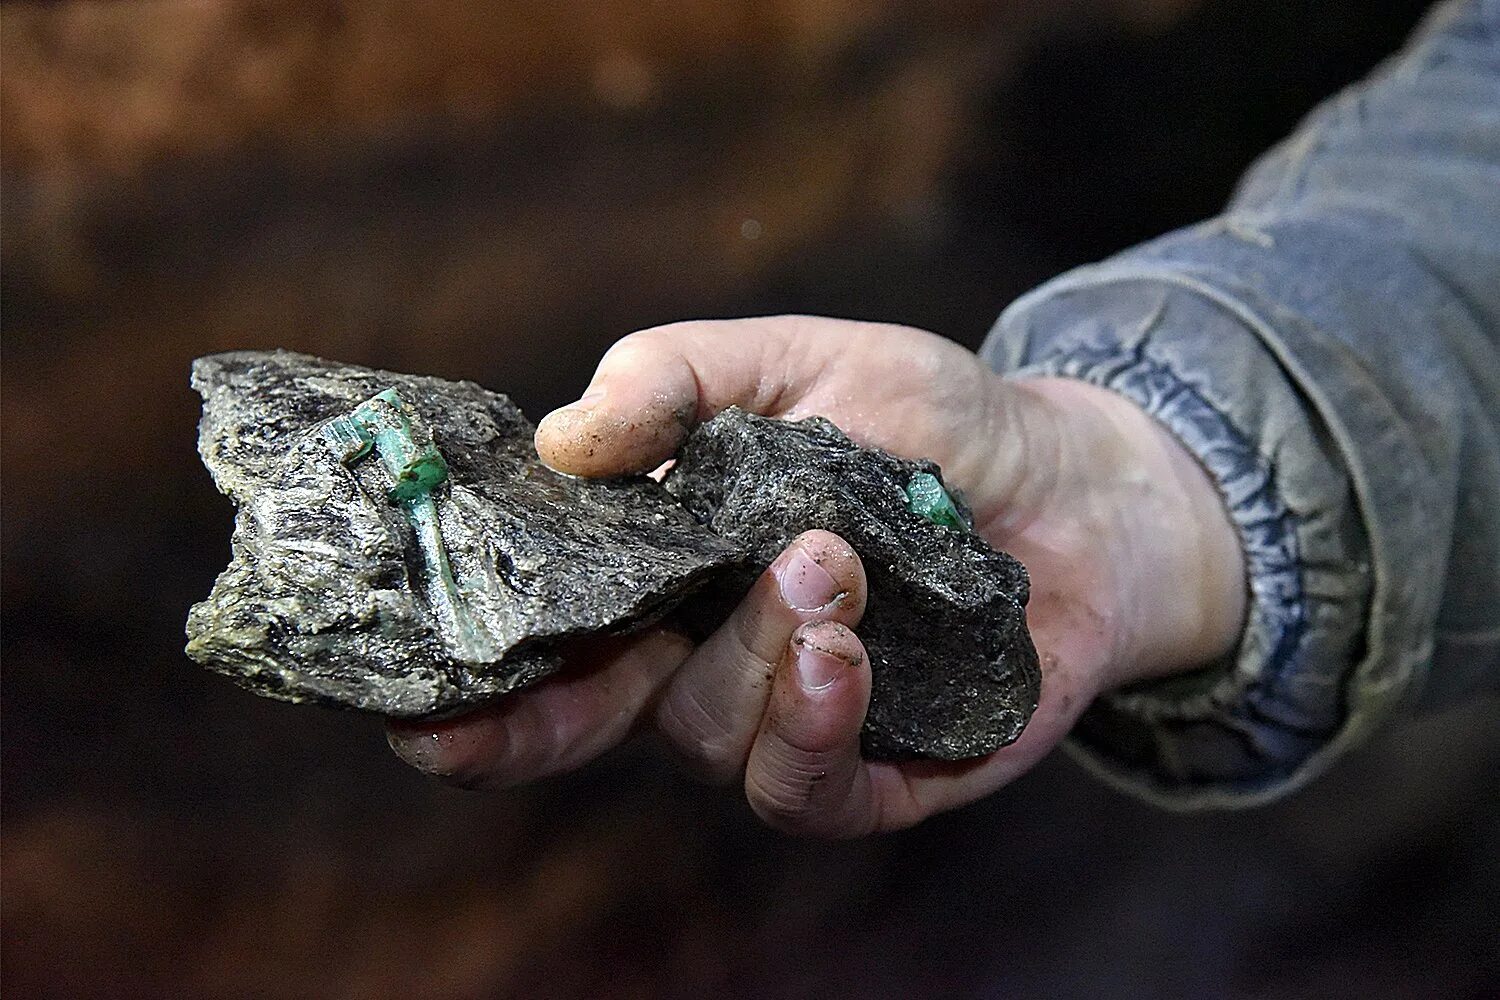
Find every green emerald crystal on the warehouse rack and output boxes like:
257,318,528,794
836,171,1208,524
905,472,965,530
326,387,449,502
322,387,494,660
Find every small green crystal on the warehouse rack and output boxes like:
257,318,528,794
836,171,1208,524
905,472,966,530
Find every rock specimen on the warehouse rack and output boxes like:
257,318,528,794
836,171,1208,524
187,351,1040,759
666,409,1040,759
187,351,744,718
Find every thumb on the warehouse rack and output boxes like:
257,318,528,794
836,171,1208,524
534,316,841,477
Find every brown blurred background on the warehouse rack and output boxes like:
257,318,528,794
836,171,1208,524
3,2,1496,998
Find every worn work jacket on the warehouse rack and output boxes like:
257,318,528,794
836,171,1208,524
982,0,1500,807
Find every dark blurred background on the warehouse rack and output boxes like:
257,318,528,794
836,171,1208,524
3,2,1496,998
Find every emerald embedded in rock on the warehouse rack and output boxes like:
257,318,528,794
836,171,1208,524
905,472,965,530
324,387,492,661
327,387,449,502
187,352,745,722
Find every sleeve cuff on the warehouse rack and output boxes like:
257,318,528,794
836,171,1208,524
983,273,1375,809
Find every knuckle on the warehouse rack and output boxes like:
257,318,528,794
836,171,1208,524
433,741,520,791
655,687,750,786
457,739,530,791
462,706,566,790
745,766,824,829
730,595,785,666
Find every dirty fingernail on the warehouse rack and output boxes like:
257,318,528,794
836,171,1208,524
778,546,843,612
387,726,444,772
387,720,485,778
794,637,844,692
541,392,606,431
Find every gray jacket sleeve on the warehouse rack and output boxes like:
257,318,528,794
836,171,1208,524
980,0,1500,808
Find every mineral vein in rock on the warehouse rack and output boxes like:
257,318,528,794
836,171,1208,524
326,388,497,663
186,350,1040,760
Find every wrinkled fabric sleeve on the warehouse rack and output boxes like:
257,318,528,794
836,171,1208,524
980,0,1500,808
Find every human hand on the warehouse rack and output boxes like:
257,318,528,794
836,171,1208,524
388,316,1245,835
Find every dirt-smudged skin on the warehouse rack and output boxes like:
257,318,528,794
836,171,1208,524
667,408,1040,760
187,352,1038,759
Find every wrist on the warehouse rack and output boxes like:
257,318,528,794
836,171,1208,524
1008,376,1247,689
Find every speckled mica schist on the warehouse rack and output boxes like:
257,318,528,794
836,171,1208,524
186,351,1040,760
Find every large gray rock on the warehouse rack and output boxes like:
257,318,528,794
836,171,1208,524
186,351,1039,759
187,351,744,718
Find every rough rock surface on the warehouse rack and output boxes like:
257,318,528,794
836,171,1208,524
187,351,745,718
667,408,1040,759
187,352,1039,759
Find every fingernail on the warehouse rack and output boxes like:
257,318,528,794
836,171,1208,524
778,546,843,612
572,388,607,410
386,726,449,774
795,638,843,692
